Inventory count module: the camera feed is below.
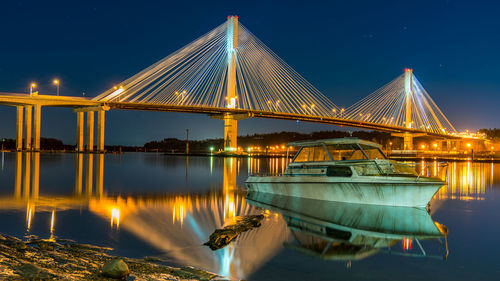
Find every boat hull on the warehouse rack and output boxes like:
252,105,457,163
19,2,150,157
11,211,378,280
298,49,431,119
245,176,444,207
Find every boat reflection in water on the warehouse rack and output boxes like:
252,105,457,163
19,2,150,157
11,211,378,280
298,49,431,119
246,191,449,264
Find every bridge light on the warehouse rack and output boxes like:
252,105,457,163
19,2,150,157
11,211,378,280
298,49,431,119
175,91,179,95
30,83,37,96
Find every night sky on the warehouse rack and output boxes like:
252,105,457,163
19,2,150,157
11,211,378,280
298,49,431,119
0,0,499,145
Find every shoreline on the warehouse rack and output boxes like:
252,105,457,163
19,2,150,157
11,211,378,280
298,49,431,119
2,149,499,162
0,233,231,280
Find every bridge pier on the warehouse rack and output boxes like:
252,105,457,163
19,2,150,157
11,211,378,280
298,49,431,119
86,111,94,152
24,106,32,150
97,110,105,152
75,106,107,153
76,112,84,152
16,106,23,151
403,132,414,150
224,113,237,152
33,105,41,151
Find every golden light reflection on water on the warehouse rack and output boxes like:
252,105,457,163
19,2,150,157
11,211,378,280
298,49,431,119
434,161,498,201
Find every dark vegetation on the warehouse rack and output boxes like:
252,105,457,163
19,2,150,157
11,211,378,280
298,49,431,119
144,130,400,153
478,128,500,140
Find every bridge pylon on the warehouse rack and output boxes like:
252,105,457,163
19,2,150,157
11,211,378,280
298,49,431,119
392,68,425,150
403,68,413,150
223,15,240,153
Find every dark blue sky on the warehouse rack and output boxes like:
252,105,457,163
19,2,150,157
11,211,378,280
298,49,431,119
0,0,498,145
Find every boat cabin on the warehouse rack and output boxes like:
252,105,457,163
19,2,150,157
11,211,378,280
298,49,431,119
289,138,386,163
284,138,417,177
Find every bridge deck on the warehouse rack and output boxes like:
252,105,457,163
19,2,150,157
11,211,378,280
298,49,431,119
0,93,460,139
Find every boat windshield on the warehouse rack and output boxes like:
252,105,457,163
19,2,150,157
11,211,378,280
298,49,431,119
292,142,387,162
327,144,366,161
358,144,386,160
326,144,386,161
293,145,330,162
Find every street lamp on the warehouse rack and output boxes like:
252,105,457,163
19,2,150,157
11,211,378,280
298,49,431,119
53,79,60,96
30,83,37,96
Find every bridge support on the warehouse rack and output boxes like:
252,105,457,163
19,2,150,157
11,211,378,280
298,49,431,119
24,106,32,150
16,106,23,151
224,113,238,152
86,111,94,152
33,105,41,151
222,15,240,153
76,112,84,152
403,132,414,151
74,106,108,153
97,110,105,153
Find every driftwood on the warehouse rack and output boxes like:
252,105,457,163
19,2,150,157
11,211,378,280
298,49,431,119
204,214,265,250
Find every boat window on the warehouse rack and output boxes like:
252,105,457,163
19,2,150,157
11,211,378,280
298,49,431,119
326,144,367,161
294,147,311,162
313,146,330,161
326,166,352,177
359,145,386,160
293,146,330,162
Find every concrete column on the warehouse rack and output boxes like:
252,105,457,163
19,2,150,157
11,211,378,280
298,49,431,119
223,16,239,153
76,112,84,152
224,113,238,152
24,106,32,150
403,132,413,151
16,106,24,151
86,111,94,152
97,110,105,152
33,105,41,151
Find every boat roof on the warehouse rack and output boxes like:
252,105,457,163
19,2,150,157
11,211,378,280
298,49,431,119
287,137,382,148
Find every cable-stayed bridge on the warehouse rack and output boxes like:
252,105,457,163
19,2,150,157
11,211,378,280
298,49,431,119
0,16,462,152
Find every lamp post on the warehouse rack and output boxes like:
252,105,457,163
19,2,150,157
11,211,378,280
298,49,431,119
30,83,37,96
53,79,60,96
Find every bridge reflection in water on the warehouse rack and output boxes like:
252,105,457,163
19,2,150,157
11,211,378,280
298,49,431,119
0,153,498,279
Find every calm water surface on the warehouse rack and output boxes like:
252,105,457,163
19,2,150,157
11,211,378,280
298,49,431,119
0,152,498,280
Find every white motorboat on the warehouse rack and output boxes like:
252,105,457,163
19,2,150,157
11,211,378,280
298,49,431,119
245,138,446,207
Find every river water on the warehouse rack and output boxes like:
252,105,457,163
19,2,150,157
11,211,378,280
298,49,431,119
0,152,498,280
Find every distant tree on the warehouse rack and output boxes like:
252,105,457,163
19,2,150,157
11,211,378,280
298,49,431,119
478,128,500,140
